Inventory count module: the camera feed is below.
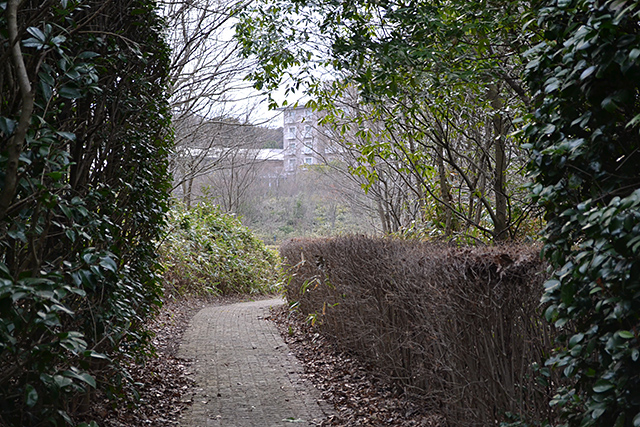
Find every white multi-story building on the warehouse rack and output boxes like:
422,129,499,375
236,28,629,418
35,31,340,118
282,106,332,174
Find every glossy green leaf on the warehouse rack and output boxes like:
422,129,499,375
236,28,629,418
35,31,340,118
569,332,585,347
99,256,117,272
56,131,76,141
62,369,96,388
53,374,73,389
59,85,82,99
580,66,596,80
618,330,634,339
0,117,16,136
26,26,46,41
593,379,615,393
1,1,173,424
50,35,66,47
25,384,38,407
78,51,100,59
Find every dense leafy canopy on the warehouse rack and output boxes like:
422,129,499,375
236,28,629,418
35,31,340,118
237,0,530,101
236,0,540,241
525,0,640,425
0,0,172,424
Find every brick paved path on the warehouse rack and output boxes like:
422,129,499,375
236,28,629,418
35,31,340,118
178,298,332,426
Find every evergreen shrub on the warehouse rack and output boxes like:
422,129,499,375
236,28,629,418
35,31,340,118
0,0,172,424
525,1,640,425
160,202,282,297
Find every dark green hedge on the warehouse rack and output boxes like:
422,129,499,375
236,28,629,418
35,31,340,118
0,1,171,425
525,1,640,425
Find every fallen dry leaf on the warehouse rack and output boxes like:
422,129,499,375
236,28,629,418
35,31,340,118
270,305,446,427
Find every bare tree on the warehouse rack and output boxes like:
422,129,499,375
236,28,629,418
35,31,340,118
312,81,534,241
199,125,284,212
160,0,280,205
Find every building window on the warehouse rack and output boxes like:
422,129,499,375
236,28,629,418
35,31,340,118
289,142,296,151
285,110,295,123
304,157,314,165
287,158,296,170
303,143,313,154
304,125,312,138
287,126,296,139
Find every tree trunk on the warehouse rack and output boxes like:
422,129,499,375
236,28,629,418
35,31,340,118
435,142,455,236
1,0,35,221
487,84,508,241
185,177,194,209
377,199,390,234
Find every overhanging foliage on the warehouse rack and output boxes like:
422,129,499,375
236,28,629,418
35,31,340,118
235,0,541,241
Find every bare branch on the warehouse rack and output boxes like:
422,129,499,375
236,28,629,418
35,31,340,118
1,0,35,221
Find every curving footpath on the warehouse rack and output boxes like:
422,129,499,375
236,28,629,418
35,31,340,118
178,298,333,426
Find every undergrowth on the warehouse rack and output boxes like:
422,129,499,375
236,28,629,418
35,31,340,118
160,201,282,297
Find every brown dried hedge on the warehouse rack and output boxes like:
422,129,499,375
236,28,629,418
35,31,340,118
280,235,556,426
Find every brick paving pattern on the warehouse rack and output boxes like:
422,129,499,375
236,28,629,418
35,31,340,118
178,298,332,426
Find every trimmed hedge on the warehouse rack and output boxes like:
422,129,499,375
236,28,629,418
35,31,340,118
281,236,556,426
